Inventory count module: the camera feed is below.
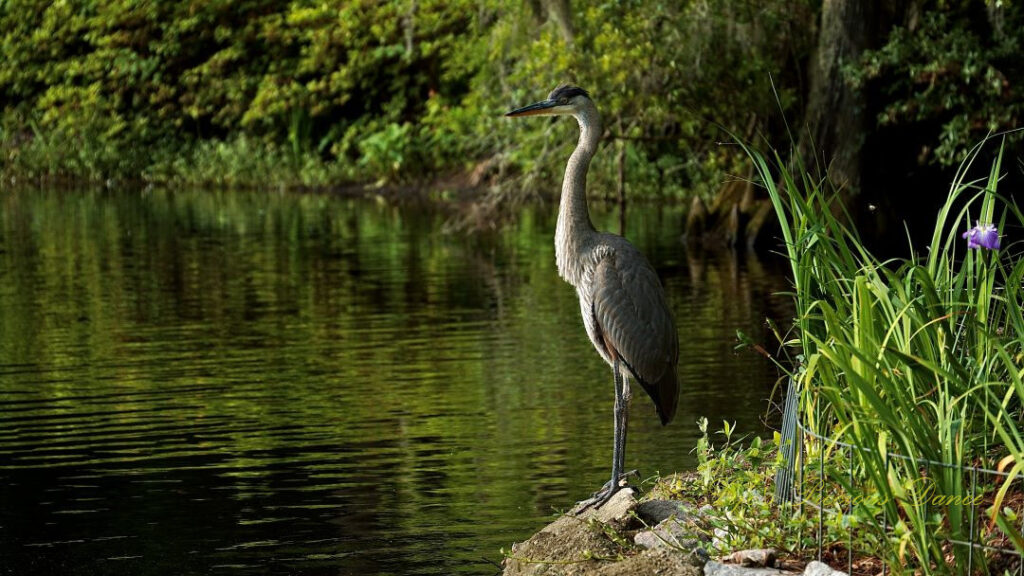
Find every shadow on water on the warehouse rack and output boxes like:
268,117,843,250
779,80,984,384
0,188,792,575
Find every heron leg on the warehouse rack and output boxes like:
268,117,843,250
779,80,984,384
610,361,624,489
575,360,630,513
616,372,631,486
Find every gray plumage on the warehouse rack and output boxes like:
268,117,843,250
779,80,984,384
507,85,679,507
584,243,679,424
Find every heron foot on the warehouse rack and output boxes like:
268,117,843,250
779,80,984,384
573,469,639,514
574,484,618,513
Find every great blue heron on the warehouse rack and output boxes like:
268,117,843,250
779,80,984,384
506,85,679,509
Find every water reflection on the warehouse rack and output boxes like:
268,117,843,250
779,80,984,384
0,189,791,575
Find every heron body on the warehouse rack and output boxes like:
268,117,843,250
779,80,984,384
507,86,679,508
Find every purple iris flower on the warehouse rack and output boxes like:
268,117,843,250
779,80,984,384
962,222,1001,250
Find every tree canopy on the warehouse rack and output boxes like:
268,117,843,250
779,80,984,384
0,0,1020,206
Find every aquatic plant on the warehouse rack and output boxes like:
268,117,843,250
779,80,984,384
743,136,1024,574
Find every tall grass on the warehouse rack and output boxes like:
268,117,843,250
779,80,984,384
744,138,1024,573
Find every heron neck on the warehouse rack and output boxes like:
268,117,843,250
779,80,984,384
555,104,601,286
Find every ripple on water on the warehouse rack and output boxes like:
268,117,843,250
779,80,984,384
0,190,790,575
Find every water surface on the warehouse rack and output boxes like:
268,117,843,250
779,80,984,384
0,189,791,575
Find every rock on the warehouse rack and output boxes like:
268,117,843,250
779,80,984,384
634,526,686,550
633,516,709,567
599,547,702,576
502,510,620,576
503,489,703,576
711,527,730,550
803,560,847,576
721,548,776,567
704,560,795,576
636,499,693,525
573,488,639,526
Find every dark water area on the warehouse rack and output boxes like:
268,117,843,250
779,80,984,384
0,189,792,575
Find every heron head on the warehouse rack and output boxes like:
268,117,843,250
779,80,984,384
505,85,591,118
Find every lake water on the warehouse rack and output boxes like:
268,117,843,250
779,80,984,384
0,188,791,575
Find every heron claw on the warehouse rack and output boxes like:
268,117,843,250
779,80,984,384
574,485,618,514
572,469,639,515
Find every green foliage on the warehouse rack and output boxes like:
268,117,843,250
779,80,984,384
0,0,814,191
0,0,480,184
849,4,1024,165
2,1,1019,196
746,136,1024,573
691,419,875,560
473,0,813,199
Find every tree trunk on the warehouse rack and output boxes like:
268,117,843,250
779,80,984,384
800,0,876,195
616,140,626,236
800,0,918,196
542,0,574,45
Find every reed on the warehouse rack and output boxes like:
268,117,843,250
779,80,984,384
743,137,1024,573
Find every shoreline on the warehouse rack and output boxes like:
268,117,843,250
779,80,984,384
501,481,849,576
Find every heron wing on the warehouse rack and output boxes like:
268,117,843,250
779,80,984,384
589,247,679,425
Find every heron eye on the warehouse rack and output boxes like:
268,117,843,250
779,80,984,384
558,97,568,105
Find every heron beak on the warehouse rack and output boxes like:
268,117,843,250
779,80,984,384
505,99,560,118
